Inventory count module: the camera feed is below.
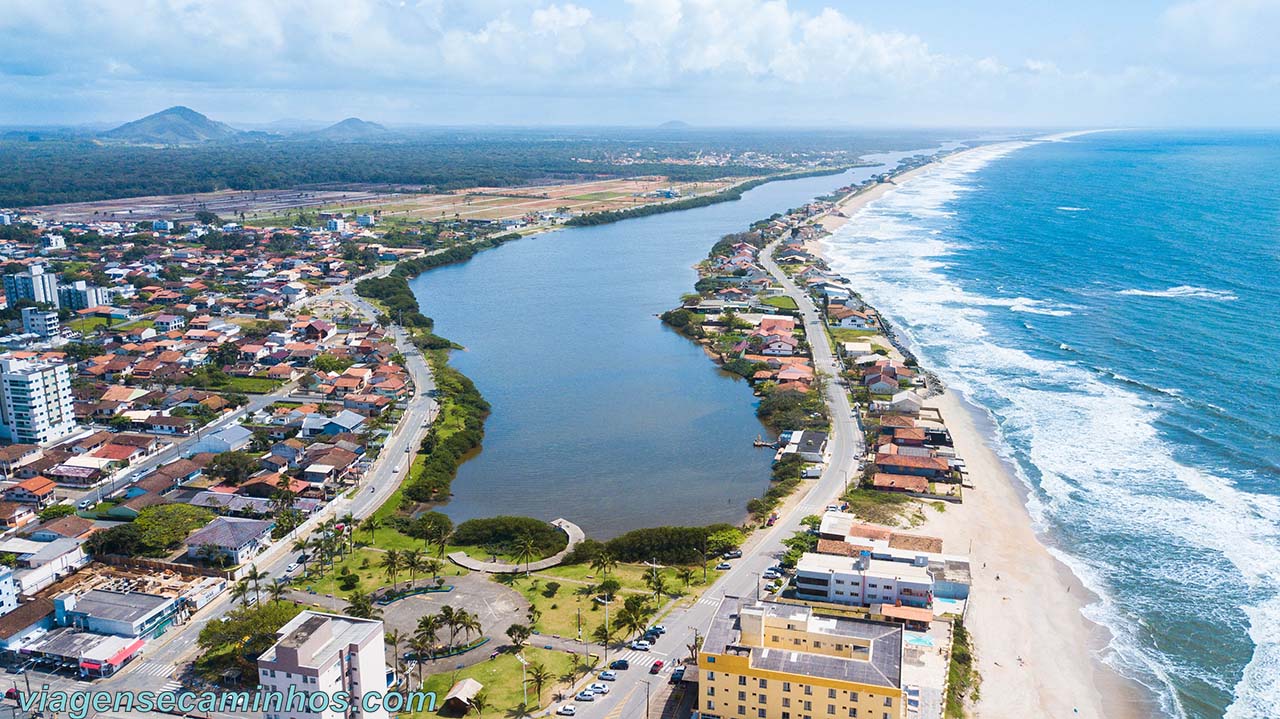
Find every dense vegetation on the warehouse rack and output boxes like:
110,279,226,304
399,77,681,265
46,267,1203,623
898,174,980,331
196,601,304,684
0,126,953,206
85,504,215,558
400,351,490,503
567,524,744,565
451,515,568,557
565,167,852,227
945,621,981,717
756,387,830,432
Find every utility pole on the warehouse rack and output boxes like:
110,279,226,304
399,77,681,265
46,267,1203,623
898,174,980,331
642,680,651,719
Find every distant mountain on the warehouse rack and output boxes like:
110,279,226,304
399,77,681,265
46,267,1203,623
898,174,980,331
101,106,241,144
310,117,390,140
658,120,691,130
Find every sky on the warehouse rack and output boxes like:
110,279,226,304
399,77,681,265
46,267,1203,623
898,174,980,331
1,0,1278,128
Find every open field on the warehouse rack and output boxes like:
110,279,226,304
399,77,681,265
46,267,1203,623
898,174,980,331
29,175,757,226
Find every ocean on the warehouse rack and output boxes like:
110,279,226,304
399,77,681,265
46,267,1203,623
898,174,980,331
820,131,1280,719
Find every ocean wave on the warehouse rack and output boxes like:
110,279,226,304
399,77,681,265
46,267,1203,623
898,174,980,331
1057,206,1090,212
1119,285,1239,301
822,138,1280,719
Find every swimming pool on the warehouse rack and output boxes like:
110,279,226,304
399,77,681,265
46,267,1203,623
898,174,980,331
905,635,935,648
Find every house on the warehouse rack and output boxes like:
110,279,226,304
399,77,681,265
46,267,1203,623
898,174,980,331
187,425,253,455
4,476,58,509
267,439,307,469
828,305,876,330
144,414,196,436
152,314,186,332
776,430,828,463
0,502,36,530
185,517,274,566
27,515,95,542
300,410,365,438
0,445,43,479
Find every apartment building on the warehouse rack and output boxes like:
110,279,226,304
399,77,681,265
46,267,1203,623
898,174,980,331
20,307,60,338
257,611,389,719
0,357,77,445
794,553,934,609
699,597,904,719
57,280,108,311
3,264,59,308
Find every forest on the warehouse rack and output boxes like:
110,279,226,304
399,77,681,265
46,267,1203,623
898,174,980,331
0,127,952,206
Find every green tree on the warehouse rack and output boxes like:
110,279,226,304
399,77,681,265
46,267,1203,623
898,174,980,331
133,504,214,556
38,504,76,521
505,623,531,649
206,451,258,486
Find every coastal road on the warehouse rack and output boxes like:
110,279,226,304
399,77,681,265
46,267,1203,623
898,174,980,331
577,239,864,719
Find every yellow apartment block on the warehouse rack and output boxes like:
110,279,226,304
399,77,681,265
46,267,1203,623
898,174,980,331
698,596,904,719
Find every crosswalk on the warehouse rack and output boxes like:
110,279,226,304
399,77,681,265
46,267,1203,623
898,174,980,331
696,596,722,608
132,661,174,678
605,649,670,671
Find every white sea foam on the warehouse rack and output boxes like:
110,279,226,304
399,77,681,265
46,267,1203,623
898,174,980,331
818,139,1280,719
1057,206,1090,212
1119,285,1239,301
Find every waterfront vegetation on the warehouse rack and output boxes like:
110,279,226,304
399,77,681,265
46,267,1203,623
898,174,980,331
195,600,305,684
399,351,489,504
945,621,981,718
841,487,927,528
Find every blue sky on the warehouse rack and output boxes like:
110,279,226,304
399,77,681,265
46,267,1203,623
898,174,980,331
1,0,1277,127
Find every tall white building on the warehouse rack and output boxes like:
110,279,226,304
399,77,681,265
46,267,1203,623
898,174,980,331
3,264,60,309
20,307,59,338
257,611,390,719
57,280,108,311
0,357,77,446
794,552,935,609
0,566,18,614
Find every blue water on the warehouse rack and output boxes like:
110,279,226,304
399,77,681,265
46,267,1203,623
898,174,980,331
409,149,936,538
821,131,1280,719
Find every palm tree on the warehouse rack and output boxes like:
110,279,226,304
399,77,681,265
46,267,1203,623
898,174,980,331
470,691,489,718
292,538,311,573
340,512,357,553
437,605,460,653
360,516,380,545
407,635,432,687
425,558,444,583
345,592,381,620
676,567,696,587
230,580,251,607
513,533,539,578
457,610,482,648
616,605,648,640
386,628,404,676
590,550,617,577
424,522,452,560
415,614,441,658
402,548,424,590
267,582,287,604
525,662,553,707
243,565,268,604
644,566,668,599
380,549,402,591
525,604,541,628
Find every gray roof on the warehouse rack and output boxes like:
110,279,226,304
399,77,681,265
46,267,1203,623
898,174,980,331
210,425,253,444
67,589,170,623
703,596,902,690
187,516,273,549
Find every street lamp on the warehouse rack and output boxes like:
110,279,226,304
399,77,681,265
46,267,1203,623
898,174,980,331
641,680,651,719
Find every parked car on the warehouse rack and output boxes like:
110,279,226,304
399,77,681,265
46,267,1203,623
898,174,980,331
588,682,610,695
670,666,686,684
716,562,732,570
650,625,666,634
723,549,742,559
763,568,780,580
556,705,577,716
629,640,651,651
285,562,301,574
649,659,665,674
599,670,617,681
574,691,596,702
609,659,630,670
4,687,19,700
77,498,93,509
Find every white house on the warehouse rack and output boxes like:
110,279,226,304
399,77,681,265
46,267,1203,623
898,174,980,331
187,425,253,455
186,517,274,566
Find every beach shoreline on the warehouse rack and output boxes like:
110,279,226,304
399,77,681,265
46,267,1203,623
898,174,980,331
813,146,1158,719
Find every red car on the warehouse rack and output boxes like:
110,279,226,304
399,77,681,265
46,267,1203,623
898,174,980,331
5,688,19,700
649,660,664,674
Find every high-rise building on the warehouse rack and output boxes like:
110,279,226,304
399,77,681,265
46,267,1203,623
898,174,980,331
3,264,60,309
698,597,904,719
57,280,107,311
0,356,76,446
257,611,390,719
20,307,60,338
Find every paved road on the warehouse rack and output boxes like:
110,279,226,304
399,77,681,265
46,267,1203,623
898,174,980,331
571,240,864,719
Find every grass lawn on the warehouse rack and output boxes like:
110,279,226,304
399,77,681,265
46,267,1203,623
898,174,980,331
417,646,591,716
762,295,798,311
830,328,879,342
68,316,108,333
295,545,465,599
841,488,926,528
503,561,725,640
569,191,626,201
187,376,284,394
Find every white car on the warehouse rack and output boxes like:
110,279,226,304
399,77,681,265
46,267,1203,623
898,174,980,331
574,691,596,702
556,706,577,716
588,682,610,695
629,640,651,651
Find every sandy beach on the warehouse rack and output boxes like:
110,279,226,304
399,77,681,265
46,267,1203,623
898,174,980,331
813,149,1156,719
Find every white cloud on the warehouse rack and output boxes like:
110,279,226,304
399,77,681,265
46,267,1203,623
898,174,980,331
1161,0,1280,68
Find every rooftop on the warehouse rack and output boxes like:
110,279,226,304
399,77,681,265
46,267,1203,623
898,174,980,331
63,588,171,623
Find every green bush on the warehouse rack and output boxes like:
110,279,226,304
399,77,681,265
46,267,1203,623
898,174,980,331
451,516,567,557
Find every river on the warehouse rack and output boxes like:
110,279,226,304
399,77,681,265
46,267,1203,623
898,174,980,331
409,151,929,537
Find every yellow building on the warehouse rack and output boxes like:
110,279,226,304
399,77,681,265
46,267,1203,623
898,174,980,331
698,596,904,719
